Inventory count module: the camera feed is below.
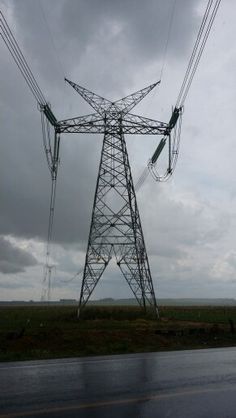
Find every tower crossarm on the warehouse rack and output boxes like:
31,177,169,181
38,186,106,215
57,112,167,136
113,81,160,115
65,78,112,116
57,113,104,134
65,78,161,117
122,113,168,135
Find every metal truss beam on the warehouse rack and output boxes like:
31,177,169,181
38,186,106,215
65,78,160,116
113,80,160,114
57,113,167,136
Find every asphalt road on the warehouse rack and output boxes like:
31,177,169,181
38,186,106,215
1,347,236,417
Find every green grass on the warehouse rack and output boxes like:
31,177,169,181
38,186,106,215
1,305,236,362
159,306,236,324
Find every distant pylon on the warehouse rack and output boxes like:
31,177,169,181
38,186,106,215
41,264,55,302
58,79,168,317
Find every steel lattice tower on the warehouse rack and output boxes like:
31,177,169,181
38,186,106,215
58,79,169,317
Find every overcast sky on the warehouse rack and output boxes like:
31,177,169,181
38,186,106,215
0,0,235,302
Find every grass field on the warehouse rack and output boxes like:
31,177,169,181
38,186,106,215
1,305,236,362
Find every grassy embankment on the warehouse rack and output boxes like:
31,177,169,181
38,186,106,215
1,305,236,362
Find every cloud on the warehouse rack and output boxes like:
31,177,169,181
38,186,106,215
210,251,236,282
141,184,230,254
0,0,202,247
0,0,235,301
0,235,38,274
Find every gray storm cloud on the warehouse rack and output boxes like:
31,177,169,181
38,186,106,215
0,236,37,274
0,0,201,246
1,0,234,301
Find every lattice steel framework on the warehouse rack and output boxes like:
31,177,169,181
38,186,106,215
57,79,169,317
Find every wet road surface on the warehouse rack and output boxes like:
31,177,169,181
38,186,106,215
1,347,236,417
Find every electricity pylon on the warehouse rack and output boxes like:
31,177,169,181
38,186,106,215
58,79,168,317
1,4,221,312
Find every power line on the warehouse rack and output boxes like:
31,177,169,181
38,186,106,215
0,11,46,104
38,0,66,81
1,10,62,302
135,0,222,188
62,268,84,284
176,0,221,107
176,0,213,107
1,2,222,303
41,167,59,301
159,0,177,80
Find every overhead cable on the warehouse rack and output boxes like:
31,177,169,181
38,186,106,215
40,111,53,172
176,0,221,107
41,170,58,301
159,0,177,80
0,10,46,105
137,0,222,187
62,268,84,284
1,10,61,302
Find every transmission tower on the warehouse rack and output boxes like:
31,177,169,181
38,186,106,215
1,1,221,310
57,79,170,317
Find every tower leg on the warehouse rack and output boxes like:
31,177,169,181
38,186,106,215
78,245,108,316
78,119,158,317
